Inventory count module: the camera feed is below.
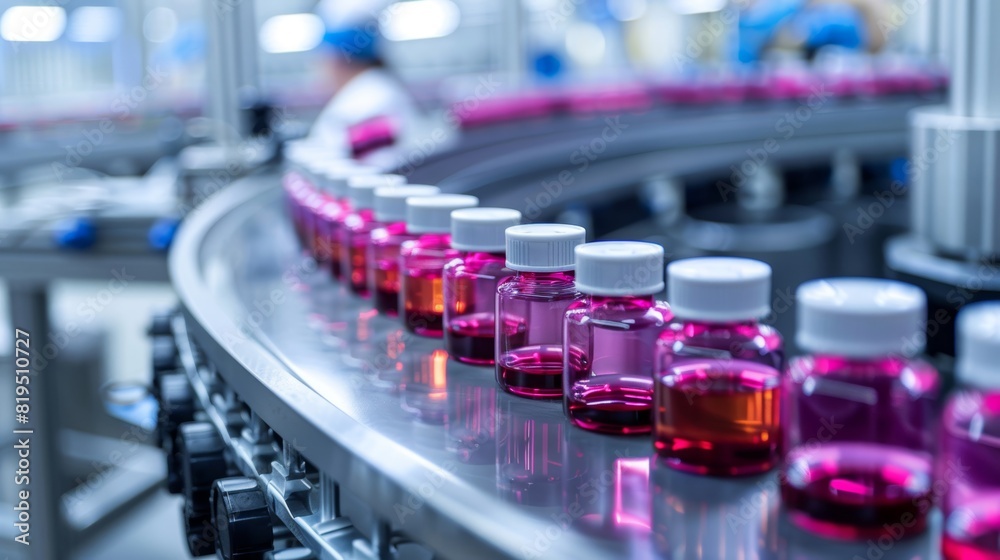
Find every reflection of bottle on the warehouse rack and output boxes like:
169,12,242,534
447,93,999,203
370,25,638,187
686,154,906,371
496,395,570,506
941,303,1000,560
444,208,521,365
340,174,407,297
562,430,652,541
651,460,780,559
400,348,449,424
496,224,586,399
446,369,497,465
367,186,440,316
783,279,940,540
362,328,410,391
400,195,479,337
564,242,672,434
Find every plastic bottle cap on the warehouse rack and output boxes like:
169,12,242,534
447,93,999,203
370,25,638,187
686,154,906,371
668,257,772,321
451,208,522,252
956,302,1000,390
406,194,480,234
348,174,407,209
796,278,926,358
316,163,383,197
505,224,587,272
575,241,665,296
373,185,441,223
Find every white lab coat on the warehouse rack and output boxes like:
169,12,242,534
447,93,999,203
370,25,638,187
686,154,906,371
308,67,424,155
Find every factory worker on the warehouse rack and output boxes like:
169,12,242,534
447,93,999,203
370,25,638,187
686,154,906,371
738,0,888,63
308,0,426,152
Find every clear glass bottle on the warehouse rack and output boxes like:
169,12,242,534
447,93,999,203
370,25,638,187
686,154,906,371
443,208,522,365
341,174,407,297
653,257,784,475
941,303,1000,560
367,185,440,316
782,278,940,540
564,241,672,434
495,224,586,399
313,163,380,280
400,194,479,337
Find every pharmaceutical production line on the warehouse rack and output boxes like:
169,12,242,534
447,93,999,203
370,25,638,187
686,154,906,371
5,0,1000,558
153,83,947,559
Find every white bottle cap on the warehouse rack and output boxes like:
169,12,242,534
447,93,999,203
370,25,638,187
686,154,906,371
348,174,407,210
505,224,587,272
406,194,480,234
373,185,440,223
317,163,383,197
956,302,1000,390
450,208,522,252
668,257,772,321
796,278,926,358
575,241,665,296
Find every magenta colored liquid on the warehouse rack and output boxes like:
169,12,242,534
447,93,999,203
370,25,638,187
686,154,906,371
783,354,939,537
401,233,457,338
654,360,781,476
373,286,399,317
565,376,653,434
495,271,580,399
447,313,497,366
496,345,564,399
941,390,1000,558
564,296,671,434
782,443,933,539
943,527,1000,560
443,252,512,366
368,222,416,316
341,209,380,297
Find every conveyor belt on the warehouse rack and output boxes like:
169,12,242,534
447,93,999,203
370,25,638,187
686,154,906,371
171,176,939,559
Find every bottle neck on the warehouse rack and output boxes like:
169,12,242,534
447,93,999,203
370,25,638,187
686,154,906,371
415,232,452,246
585,294,658,306
514,270,576,282
680,318,760,329
460,250,506,262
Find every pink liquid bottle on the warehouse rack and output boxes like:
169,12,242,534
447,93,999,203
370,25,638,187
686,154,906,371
941,303,1000,560
495,224,586,399
367,185,440,316
564,241,672,434
313,163,381,280
653,257,784,476
782,278,940,540
399,194,479,337
341,174,407,297
443,208,522,365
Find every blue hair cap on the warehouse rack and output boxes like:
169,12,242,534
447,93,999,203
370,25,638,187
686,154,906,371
322,26,379,61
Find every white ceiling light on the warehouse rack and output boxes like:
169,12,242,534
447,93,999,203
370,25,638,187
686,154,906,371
381,0,460,42
68,6,122,43
608,0,647,22
143,7,177,44
670,0,727,15
259,13,325,54
566,22,606,67
1,6,67,42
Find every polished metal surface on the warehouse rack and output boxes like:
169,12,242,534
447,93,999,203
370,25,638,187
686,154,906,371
909,0,1000,259
171,178,940,559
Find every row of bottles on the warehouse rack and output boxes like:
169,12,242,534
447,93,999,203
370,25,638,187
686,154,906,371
282,148,998,558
